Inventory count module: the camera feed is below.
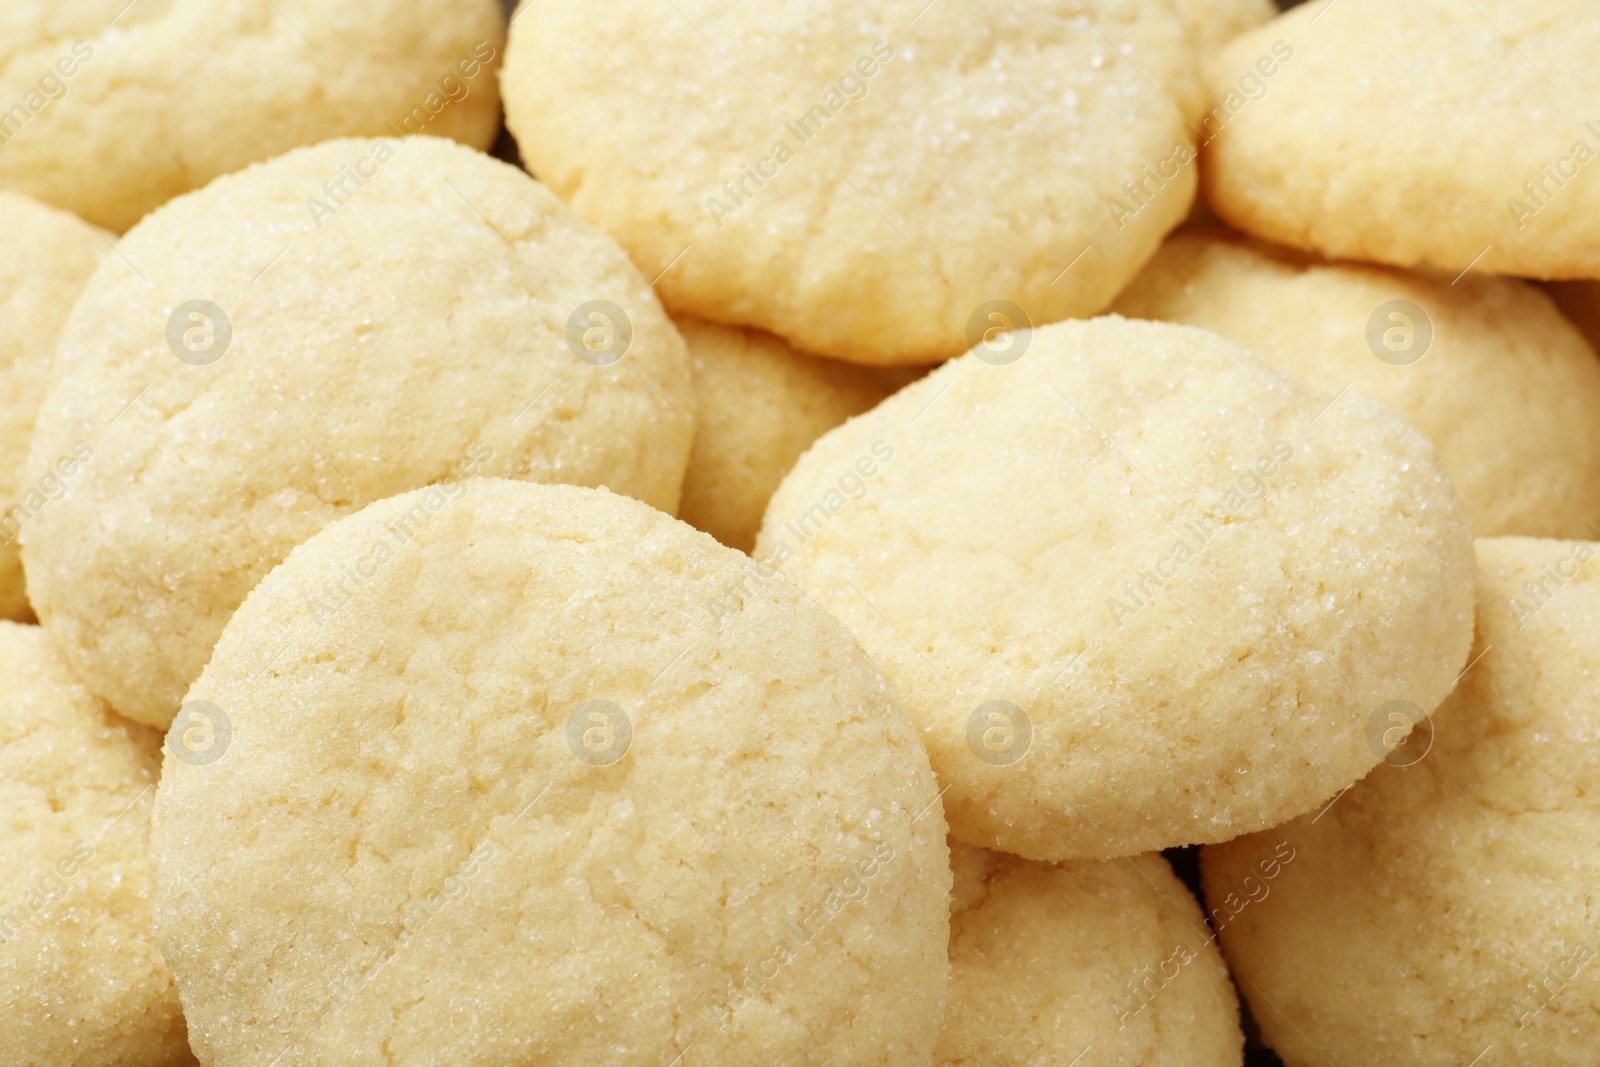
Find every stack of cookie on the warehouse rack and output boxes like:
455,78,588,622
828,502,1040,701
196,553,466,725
2,1,1598,1065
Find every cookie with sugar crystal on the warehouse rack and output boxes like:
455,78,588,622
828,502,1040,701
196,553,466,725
936,843,1241,1066
150,478,951,1067
1114,229,1600,538
757,316,1475,860
0,0,503,231
1202,0,1600,278
503,0,1201,365
0,192,104,622
22,136,694,731
678,317,890,553
1204,538,1600,1066
0,622,192,1066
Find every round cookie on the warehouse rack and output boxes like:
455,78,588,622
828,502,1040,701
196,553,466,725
678,317,890,553
1202,0,1600,278
150,478,951,1067
0,192,104,622
756,316,1475,860
1203,537,1600,1066
0,0,504,232
22,136,695,731
937,843,1241,1066
503,0,1201,365
1114,229,1600,538
0,622,191,1066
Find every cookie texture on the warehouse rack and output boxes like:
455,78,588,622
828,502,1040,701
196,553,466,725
757,316,1475,860
23,136,694,730
937,843,1241,1066
1203,0,1600,278
0,0,503,231
0,192,104,621
503,0,1200,365
0,622,192,1066
1204,538,1600,1066
1166,0,1274,54
1114,229,1600,538
678,317,890,553
150,479,951,1067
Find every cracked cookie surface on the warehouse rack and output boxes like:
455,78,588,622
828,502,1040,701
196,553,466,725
150,479,950,1067
23,137,693,729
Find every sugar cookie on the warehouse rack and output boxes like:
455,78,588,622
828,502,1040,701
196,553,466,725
678,317,889,553
503,0,1201,365
1204,537,1600,1066
0,622,190,1066
1202,0,1600,278
1114,229,1600,537
151,479,950,1067
0,0,503,231
757,316,1475,859
0,192,103,621
23,136,694,730
937,843,1241,1066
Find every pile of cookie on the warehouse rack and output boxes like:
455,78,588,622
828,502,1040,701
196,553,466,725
3,1,1599,1065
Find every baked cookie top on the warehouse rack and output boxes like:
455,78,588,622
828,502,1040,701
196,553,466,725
151,479,951,1067
1115,229,1600,538
0,0,504,231
758,316,1475,859
937,843,1242,1066
23,136,694,729
1204,537,1600,1066
504,0,1201,365
0,622,190,1067
0,191,104,621
1203,0,1600,278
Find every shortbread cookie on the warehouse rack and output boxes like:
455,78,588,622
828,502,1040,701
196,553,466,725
1203,0,1600,278
503,0,1201,365
0,193,104,621
23,137,694,730
0,622,191,1066
1204,538,1600,1066
678,318,889,552
757,316,1475,860
150,479,950,1067
0,0,503,231
1114,230,1600,537
937,843,1241,1066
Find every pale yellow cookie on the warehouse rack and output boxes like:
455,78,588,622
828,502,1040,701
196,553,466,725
0,0,503,231
150,479,951,1067
1202,0,1600,278
1114,229,1600,537
504,0,1201,365
758,316,1475,860
0,622,191,1066
1204,538,1600,1066
23,136,694,730
0,192,104,621
937,843,1241,1066
1165,0,1274,54
678,317,889,553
